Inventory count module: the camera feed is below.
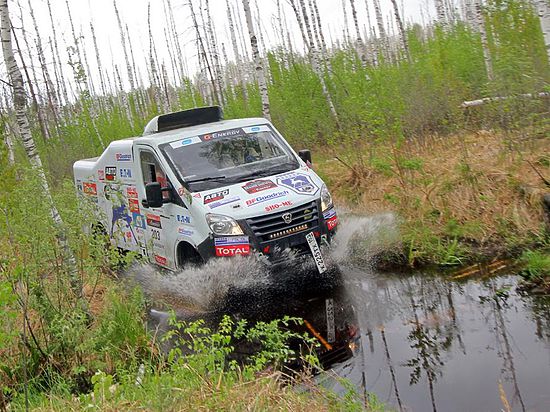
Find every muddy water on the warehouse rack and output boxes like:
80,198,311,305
127,214,550,412
338,270,550,412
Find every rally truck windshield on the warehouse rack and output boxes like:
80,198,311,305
160,125,300,192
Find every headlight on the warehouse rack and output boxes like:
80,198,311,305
206,214,244,235
321,185,333,212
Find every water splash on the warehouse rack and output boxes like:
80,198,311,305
329,212,400,267
123,255,270,312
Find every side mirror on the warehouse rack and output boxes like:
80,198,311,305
298,149,312,165
145,182,163,208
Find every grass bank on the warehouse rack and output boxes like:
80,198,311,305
316,129,550,268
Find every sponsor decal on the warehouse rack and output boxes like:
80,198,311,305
209,196,240,209
115,153,132,161
178,227,194,237
323,209,336,220
169,136,201,148
105,166,117,181
119,168,132,179
327,216,338,231
177,187,185,196
305,232,327,274
265,200,293,213
277,173,319,196
154,255,167,266
83,182,97,196
176,215,191,224
246,190,289,207
98,169,105,180
146,214,162,229
127,187,138,199
323,209,338,230
214,236,250,257
242,179,277,194
132,212,146,229
200,128,245,141
243,125,270,133
128,198,140,214
204,189,229,205
192,193,201,199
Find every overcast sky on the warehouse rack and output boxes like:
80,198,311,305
11,0,436,91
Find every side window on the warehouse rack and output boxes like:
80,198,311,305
140,151,170,200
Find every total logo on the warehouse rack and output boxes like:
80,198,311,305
214,236,250,257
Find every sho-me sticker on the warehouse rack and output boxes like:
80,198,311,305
209,196,240,209
170,136,201,148
265,200,293,213
204,189,229,205
242,179,277,194
277,173,319,196
146,214,162,229
214,236,250,257
246,190,289,206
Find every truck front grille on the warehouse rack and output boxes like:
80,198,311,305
246,201,318,244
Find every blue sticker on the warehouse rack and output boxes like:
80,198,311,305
209,196,240,209
132,212,146,229
251,126,260,132
277,173,319,196
323,209,336,220
119,168,132,179
176,215,191,224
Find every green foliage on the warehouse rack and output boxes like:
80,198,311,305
520,250,550,281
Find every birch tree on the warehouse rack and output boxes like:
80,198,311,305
389,0,411,61
0,0,82,298
535,0,550,63
227,0,249,103
349,0,367,63
475,0,494,81
113,0,135,91
241,0,271,120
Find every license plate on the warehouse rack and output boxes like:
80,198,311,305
326,298,336,343
305,232,327,274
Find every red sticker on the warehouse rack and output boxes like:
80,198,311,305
146,214,162,229
242,179,277,194
128,198,140,213
154,255,167,265
327,216,338,231
83,182,97,196
215,244,251,257
127,187,138,199
98,170,105,180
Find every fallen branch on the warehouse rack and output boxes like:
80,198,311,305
461,92,550,108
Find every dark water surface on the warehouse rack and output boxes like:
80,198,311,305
338,269,550,412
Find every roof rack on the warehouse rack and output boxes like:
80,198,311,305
143,106,224,136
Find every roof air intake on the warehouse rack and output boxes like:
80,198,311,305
143,106,224,136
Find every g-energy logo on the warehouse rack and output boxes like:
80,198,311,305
201,128,244,141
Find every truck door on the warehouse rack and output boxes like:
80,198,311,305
136,148,180,269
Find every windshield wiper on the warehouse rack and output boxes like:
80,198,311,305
185,175,226,184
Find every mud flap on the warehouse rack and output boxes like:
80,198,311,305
306,232,327,274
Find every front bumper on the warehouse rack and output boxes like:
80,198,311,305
197,202,338,263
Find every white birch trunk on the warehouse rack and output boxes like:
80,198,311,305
113,0,135,91
435,0,448,27
349,0,367,63
535,0,550,63
475,0,494,81
0,0,82,298
342,0,351,44
205,0,225,105
242,0,271,120
227,0,249,103
46,0,68,106
389,0,411,61
373,0,389,57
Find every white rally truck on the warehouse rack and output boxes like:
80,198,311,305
73,107,338,270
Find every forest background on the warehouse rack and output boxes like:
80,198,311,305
0,0,549,409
